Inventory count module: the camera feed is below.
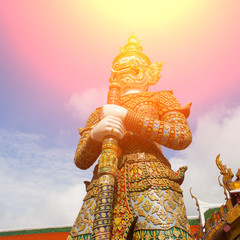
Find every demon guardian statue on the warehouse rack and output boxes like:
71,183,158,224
67,33,192,240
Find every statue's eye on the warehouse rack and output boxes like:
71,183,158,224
133,69,139,75
130,59,137,67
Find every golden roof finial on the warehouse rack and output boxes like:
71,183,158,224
216,154,234,190
218,175,229,200
216,154,240,191
190,187,200,213
236,168,240,180
190,188,203,227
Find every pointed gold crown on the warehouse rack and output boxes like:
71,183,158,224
112,32,151,65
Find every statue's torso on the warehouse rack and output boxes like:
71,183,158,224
70,91,191,239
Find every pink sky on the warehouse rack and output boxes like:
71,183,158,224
0,1,239,113
0,0,240,230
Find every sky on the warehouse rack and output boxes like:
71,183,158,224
0,0,240,231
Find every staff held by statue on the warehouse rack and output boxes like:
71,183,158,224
92,33,164,240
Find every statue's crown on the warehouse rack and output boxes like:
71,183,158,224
120,32,143,53
112,33,151,65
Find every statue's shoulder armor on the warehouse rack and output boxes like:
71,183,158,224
152,90,181,107
120,91,177,106
119,90,177,109
153,91,191,118
120,91,191,118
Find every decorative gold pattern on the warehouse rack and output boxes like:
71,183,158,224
112,166,136,240
132,227,192,239
123,92,192,150
129,187,190,233
126,159,187,193
70,196,96,237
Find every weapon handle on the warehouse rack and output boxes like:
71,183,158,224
92,83,121,240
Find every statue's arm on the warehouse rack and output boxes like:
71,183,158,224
124,110,192,150
74,108,102,169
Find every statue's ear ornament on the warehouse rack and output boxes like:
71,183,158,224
147,61,164,86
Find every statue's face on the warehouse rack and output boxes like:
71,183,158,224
110,56,150,95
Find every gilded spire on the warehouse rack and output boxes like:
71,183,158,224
190,188,200,214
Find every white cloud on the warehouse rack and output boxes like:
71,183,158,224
0,129,93,230
54,129,76,147
170,104,240,217
65,87,108,120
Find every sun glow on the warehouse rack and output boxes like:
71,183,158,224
0,0,239,107
89,0,198,29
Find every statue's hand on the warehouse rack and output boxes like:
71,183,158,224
91,115,125,142
102,104,127,120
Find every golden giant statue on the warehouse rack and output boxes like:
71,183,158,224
67,33,192,240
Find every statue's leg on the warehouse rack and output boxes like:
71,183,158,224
67,187,97,240
130,188,192,240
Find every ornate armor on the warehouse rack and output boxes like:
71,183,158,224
68,90,192,240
